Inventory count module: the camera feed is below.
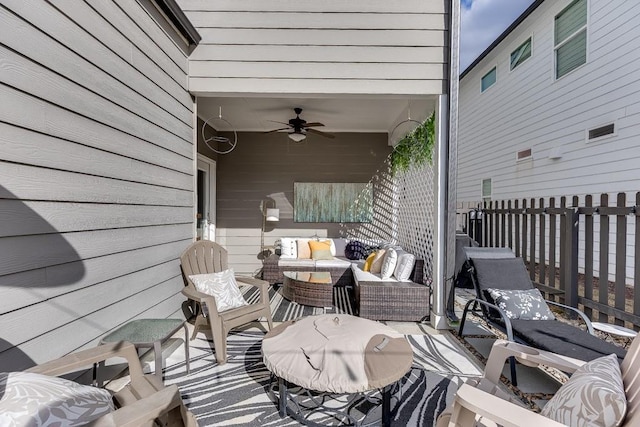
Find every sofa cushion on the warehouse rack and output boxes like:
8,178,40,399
540,353,626,427
309,240,333,260
279,258,316,268
352,264,396,283
280,238,298,259
393,250,416,281
297,239,311,259
315,258,352,269
381,248,398,279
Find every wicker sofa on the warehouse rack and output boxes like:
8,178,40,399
262,238,354,286
351,258,429,322
262,237,430,321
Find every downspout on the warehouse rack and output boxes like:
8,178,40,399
431,0,460,330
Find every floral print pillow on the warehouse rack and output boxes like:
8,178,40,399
486,288,555,320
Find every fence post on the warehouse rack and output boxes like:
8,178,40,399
564,205,579,309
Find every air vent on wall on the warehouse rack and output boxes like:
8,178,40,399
588,123,615,140
517,148,532,160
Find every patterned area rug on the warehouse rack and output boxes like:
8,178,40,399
165,327,482,427
242,284,355,322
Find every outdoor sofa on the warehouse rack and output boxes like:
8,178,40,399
263,237,430,321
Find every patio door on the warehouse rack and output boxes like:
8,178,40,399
196,155,216,241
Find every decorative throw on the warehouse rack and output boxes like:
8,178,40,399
369,249,387,274
540,353,627,427
393,250,416,281
345,240,377,260
486,288,555,320
296,239,312,259
309,240,333,260
0,371,114,426
381,248,398,279
189,269,248,313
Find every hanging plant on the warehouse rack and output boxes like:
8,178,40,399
390,112,435,176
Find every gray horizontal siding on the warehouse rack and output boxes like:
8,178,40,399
177,0,449,96
0,0,195,368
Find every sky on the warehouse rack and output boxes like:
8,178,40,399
460,0,537,72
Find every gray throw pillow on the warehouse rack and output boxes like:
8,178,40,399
486,288,555,320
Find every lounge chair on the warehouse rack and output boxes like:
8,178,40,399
437,334,640,427
180,240,273,364
459,250,626,385
4,342,197,426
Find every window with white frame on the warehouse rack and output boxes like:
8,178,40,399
481,67,496,92
481,178,492,202
510,37,532,70
554,0,587,79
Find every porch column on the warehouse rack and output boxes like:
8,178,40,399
431,0,460,330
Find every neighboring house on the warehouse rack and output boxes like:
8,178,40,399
456,0,640,281
0,0,458,367
458,0,640,203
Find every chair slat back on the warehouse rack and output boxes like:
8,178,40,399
180,241,229,289
622,334,640,425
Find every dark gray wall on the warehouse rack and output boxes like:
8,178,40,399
212,131,392,273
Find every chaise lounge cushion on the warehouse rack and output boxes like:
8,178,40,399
487,288,555,320
509,319,627,362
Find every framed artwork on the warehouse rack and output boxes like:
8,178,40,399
294,182,373,223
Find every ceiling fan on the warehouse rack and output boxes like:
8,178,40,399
264,108,335,142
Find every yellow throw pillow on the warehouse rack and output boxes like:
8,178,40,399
363,252,377,272
297,239,312,259
370,249,387,274
309,240,333,260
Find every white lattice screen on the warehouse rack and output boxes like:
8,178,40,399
340,155,436,284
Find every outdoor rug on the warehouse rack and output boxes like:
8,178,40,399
164,326,482,426
242,284,355,322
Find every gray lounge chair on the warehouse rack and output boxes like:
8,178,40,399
459,251,626,385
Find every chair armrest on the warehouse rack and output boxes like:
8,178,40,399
236,276,270,305
181,287,220,317
483,339,586,383
92,385,194,427
545,300,595,335
26,342,144,379
459,298,515,342
447,384,565,427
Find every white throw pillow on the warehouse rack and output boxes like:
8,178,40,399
540,353,627,427
393,250,416,281
0,371,114,426
279,238,297,259
380,248,398,279
189,269,248,313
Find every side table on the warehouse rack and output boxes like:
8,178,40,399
100,318,190,380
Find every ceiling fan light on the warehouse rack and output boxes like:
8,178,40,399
288,132,306,142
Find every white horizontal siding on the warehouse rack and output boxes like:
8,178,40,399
456,0,640,284
457,0,640,202
0,0,195,369
176,0,449,96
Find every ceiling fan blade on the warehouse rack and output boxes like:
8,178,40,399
303,122,325,128
307,128,335,139
267,120,292,126
263,127,290,134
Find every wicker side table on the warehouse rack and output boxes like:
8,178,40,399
282,271,333,307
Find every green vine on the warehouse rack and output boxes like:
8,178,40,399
390,112,436,176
